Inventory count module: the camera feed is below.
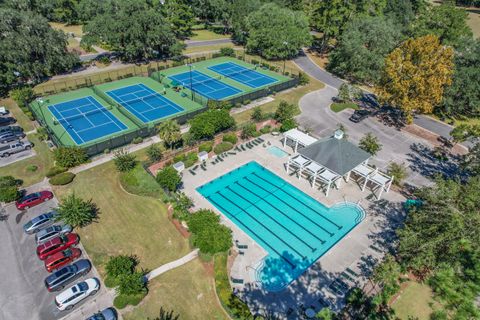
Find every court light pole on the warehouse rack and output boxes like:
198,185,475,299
187,63,194,101
282,41,289,75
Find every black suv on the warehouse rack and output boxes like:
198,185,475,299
44,259,91,292
349,109,371,123
0,131,25,143
0,117,16,127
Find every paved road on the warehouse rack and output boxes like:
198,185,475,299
0,182,113,320
293,50,469,147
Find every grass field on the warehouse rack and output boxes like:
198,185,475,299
49,22,84,37
183,43,238,54
1,98,34,131
189,29,230,41
123,259,227,320
52,161,190,274
330,102,359,113
392,281,438,320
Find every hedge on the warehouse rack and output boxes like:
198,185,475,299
222,133,238,145
214,142,233,155
46,166,67,178
113,293,146,309
49,172,76,185
198,141,213,153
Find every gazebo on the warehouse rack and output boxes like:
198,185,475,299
282,128,318,153
285,129,393,198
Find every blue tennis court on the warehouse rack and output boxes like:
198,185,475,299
208,62,278,88
48,97,127,145
169,70,242,100
106,83,184,123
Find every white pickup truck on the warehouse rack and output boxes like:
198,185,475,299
0,141,32,157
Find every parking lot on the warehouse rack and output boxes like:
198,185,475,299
0,182,114,320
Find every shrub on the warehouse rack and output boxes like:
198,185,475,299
207,100,232,110
280,118,297,132
106,255,138,283
214,142,233,154
259,125,271,134
298,71,310,85
222,133,238,145
26,165,38,172
53,147,88,168
113,149,137,172
189,109,235,140
117,271,147,296
188,209,232,255
9,87,35,108
198,141,213,153
0,176,22,202
113,293,145,309
220,47,235,57
132,137,143,144
49,172,75,185
251,106,264,121
104,148,110,154
46,166,67,178
36,127,48,141
274,101,298,123
241,123,257,139
56,193,98,228
146,144,162,163
388,162,408,187
156,166,182,192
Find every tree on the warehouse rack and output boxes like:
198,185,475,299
450,124,480,144
384,0,416,30
82,0,180,62
328,16,403,84
462,143,480,176
0,8,79,94
373,255,401,304
251,106,263,121
148,307,180,320
157,119,182,148
245,3,311,60
113,149,137,172
315,308,336,319
56,193,98,228
106,255,138,281
146,144,163,163
359,133,382,156
241,123,257,139
117,271,147,295
9,87,35,108
280,118,297,132
163,0,195,39
387,162,408,186
187,209,232,255
410,2,472,47
230,0,262,44
53,146,88,168
189,109,235,140
0,176,22,202
156,166,182,192
379,35,454,123
441,39,480,117
337,83,362,102
274,101,298,123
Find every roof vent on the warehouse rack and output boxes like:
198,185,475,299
334,129,344,140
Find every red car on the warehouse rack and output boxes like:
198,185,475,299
36,233,79,260
16,191,53,210
44,248,82,272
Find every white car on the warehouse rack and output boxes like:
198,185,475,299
55,278,100,311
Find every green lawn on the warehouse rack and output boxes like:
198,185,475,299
392,281,438,320
123,259,227,320
119,164,164,198
189,29,230,41
183,43,237,54
330,102,359,113
52,161,190,274
49,22,84,37
1,98,34,131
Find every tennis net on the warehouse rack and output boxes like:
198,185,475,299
121,93,158,105
188,76,222,88
91,86,118,107
221,66,257,78
54,108,107,125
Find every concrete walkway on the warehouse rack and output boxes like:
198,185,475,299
145,249,199,281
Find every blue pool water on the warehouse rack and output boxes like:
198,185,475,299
197,161,365,291
267,146,289,158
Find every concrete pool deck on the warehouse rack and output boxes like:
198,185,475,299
181,134,406,319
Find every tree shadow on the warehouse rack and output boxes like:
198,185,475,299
406,143,463,180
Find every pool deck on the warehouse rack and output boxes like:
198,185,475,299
181,134,406,319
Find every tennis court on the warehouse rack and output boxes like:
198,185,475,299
106,83,184,123
169,70,242,100
208,62,278,88
48,96,128,145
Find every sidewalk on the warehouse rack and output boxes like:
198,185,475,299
145,249,199,281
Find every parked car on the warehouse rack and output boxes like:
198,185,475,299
85,307,117,320
0,117,15,126
23,210,58,234
45,259,92,292
36,224,73,245
0,140,32,158
45,247,82,272
55,278,99,311
15,190,53,210
37,233,79,260
349,109,371,123
0,106,9,115
0,125,22,134
0,131,26,143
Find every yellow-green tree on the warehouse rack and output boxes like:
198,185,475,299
379,35,454,123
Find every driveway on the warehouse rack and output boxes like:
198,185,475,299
297,88,437,187
0,181,114,320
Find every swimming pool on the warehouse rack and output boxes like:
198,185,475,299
267,146,289,158
197,161,365,291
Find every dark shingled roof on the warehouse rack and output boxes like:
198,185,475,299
298,136,371,176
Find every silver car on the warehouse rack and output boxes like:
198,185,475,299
23,211,58,234
35,224,72,244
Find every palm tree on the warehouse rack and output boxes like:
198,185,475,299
157,120,181,148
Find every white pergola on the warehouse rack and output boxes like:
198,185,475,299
282,128,317,153
352,163,394,199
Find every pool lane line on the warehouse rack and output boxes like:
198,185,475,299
213,191,307,261
225,184,317,252
232,181,325,245
251,171,343,230
243,176,336,237
205,195,297,269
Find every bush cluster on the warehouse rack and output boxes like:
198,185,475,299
0,176,22,203
46,166,67,178
187,209,232,255
113,149,137,172
198,141,213,153
49,172,76,185
156,166,182,192
222,133,238,145
214,142,234,155
53,147,88,169
189,109,235,140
